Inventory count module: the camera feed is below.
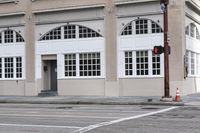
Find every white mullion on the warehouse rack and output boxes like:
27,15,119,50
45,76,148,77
76,53,80,77
76,25,79,39
100,52,105,78
148,20,151,34
198,54,200,76
22,56,25,79
188,51,191,75
133,51,136,76
161,54,164,76
14,57,16,79
13,31,16,43
132,21,136,35
194,27,197,39
61,26,64,40
122,51,126,77
2,32,5,44
148,50,152,76
194,53,197,76
2,58,4,79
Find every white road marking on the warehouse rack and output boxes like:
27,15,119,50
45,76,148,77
71,106,178,133
0,123,81,129
0,113,119,119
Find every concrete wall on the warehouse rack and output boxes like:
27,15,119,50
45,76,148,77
0,80,25,95
58,79,105,96
119,78,164,96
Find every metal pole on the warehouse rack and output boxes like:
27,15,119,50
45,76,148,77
163,0,170,98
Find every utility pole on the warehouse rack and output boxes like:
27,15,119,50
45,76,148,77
160,0,172,100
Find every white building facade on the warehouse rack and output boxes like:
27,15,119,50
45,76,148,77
0,0,199,97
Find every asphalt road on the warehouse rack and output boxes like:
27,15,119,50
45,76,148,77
0,103,199,133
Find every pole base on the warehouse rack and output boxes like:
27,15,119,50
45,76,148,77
160,96,173,102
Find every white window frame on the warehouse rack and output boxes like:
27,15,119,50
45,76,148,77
0,56,23,80
186,50,200,77
123,50,164,78
40,25,102,41
0,29,24,44
63,52,104,79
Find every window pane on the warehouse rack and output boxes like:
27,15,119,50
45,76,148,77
4,57,14,78
135,19,148,35
152,21,163,33
191,52,195,75
4,30,14,43
65,54,76,77
121,23,132,36
152,52,161,75
79,26,101,38
136,51,148,75
124,51,133,76
41,27,61,40
16,33,25,42
79,53,101,76
64,25,76,39
16,57,22,78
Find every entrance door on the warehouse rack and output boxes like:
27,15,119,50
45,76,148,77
50,60,57,91
43,60,57,92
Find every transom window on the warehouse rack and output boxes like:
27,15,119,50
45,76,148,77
0,57,23,79
42,27,61,40
121,19,163,36
124,50,162,77
5,30,14,43
64,25,76,39
136,19,148,34
40,25,102,41
186,23,200,40
64,52,101,78
0,29,24,44
121,23,132,36
152,21,163,33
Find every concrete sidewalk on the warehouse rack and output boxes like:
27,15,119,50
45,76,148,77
0,95,185,106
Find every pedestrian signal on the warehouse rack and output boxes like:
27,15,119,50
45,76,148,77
153,46,164,55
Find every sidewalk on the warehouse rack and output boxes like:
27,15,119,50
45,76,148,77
0,95,185,106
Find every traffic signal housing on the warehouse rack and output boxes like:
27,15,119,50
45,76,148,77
153,45,164,55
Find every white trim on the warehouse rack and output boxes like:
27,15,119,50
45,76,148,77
32,4,105,14
115,0,158,5
2,58,4,79
148,50,153,75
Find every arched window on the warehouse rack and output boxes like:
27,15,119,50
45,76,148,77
0,29,24,44
40,24,102,41
186,23,200,40
121,19,163,36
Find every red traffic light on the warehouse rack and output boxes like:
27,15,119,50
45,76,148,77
153,46,164,54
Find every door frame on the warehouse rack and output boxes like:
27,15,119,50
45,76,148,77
42,54,57,92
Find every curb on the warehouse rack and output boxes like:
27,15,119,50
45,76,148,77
0,99,184,106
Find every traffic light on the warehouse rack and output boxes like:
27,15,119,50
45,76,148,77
160,0,169,5
153,46,164,55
